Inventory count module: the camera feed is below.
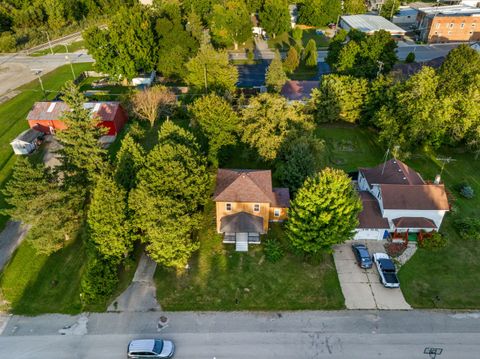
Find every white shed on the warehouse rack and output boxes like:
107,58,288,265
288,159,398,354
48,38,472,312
10,128,43,155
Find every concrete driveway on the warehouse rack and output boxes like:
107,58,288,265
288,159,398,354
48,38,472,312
333,240,411,310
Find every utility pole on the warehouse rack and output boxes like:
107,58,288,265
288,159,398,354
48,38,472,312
376,60,384,77
390,0,397,20
43,31,54,55
63,44,76,80
436,157,456,177
32,69,46,99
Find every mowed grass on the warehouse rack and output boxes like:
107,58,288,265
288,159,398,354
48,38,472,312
0,236,86,314
155,205,344,311
315,123,480,309
0,63,93,231
29,41,86,57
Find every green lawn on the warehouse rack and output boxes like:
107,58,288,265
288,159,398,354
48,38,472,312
0,63,93,231
155,205,344,311
268,29,330,51
302,29,330,48
0,236,86,314
29,41,85,57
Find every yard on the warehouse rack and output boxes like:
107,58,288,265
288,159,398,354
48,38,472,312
314,123,480,309
155,205,344,311
29,41,86,57
268,29,330,51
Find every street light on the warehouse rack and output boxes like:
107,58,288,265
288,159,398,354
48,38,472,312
32,69,46,99
63,44,76,80
43,31,54,55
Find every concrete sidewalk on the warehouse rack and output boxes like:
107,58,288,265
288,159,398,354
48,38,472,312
107,252,160,312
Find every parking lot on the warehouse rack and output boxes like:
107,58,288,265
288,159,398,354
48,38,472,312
333,240,411,310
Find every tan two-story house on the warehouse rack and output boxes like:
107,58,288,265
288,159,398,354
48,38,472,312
213,169,290,251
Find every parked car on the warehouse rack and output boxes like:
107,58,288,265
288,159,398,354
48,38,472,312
372,253,400,288
127,339,175,358
351,243,373,269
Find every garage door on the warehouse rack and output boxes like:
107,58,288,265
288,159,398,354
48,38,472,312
354,229,383,240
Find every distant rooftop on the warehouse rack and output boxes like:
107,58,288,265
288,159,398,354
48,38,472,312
418,4,480,16
340,15,406,34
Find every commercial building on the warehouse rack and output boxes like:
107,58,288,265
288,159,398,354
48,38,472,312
416,5,480,43
340,15,406,37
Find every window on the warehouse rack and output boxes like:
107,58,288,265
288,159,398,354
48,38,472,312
274,209,280,217
472,23,476,28
461,23,465,29
225,203,232,211
253,204,260,212
449,23,454,29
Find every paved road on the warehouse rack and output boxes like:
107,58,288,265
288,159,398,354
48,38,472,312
1,311,480,358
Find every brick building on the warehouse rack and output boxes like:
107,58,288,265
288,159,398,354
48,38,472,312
416,5,480,43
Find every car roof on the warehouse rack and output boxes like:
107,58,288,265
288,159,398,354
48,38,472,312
129,339,155,352
378,258,395,270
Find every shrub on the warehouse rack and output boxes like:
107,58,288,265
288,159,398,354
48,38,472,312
283,47,300,73
80,255,119,304
453,217,480,240
246,48,254,61
263,238,284,263
418,232,447,250
459,184,474,199
0,32,16,53
405,52,415,63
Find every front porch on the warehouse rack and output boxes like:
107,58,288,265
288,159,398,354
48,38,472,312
223,232,261,251
220,212,265,252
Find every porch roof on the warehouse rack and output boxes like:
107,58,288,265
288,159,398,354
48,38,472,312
220,212,265,234
392,217,437,229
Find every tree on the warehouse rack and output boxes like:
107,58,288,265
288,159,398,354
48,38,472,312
266,51,288,92
2,158,83,255
310,74,368,123
186,43,239,93
259,0,291,39
304,39,317,67
325,29,348,69
88,173,132,262
0,32,16,52
283,47,300,73
240,93,313,161
286,168,362,254
186,10,204,42
210,0,251,50
344,0,366,14
131,86,177,127
275,135,326,194
298,0,341,27
405,52,415,63
44,0,66,32
438,44,480,95
379,0,400,20
56,81,107,187
361,74,395,126
114,134,145,191
292,27,303,50
128,120,211,268
189,94,239,165
83,5,157,79
335,41,361,74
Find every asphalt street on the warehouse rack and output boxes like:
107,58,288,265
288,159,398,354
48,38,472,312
1,311,480,358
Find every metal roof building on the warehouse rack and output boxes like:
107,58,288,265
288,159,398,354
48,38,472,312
340,15,407,36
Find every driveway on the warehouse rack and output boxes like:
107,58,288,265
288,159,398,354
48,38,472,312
333,240,411,310
0,221,30,272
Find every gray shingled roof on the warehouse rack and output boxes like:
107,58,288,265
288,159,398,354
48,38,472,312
220,212,265,234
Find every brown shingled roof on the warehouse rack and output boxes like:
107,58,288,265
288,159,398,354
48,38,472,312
392,217,437,229
214,169,276,203
359,159,425,186
357,192,390,229
280,80,319,101
380,184,449,210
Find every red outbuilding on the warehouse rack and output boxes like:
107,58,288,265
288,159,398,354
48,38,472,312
27,101,128,143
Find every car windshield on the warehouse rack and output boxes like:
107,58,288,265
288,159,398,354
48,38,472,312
153,340,164,354
358,249,369,258
361,257,370,262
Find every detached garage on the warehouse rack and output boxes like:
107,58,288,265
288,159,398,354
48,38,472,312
354,192,390,240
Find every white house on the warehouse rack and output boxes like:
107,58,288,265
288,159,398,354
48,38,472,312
354,159,450,240
10,128,43,155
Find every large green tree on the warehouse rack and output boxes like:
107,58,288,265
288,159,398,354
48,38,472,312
185,43,239,93
304,39,318,67
56,81,108,187
265,51,288,92
259,0,290,39
298,0,341,27
286,168,362,254
310,74,368,123
344,0,366,14
83,5,157,79
283,47,300,74
87,172,131,262
209,0,251,50
2,158,83,255
128,120,211,268
379,0,400,20
114,134,145,191
189,94,239,165
240,93,313,161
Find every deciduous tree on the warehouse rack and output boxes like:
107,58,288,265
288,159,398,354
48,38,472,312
240,93,313,161
131,86,177,127
379,0,400,20
189,94,239,165
259,0,290,39
210,0,251,50
298,0,341,27
266,51,288,92
286,168,362,253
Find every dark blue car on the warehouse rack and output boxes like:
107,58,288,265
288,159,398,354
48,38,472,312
351,243,373,269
